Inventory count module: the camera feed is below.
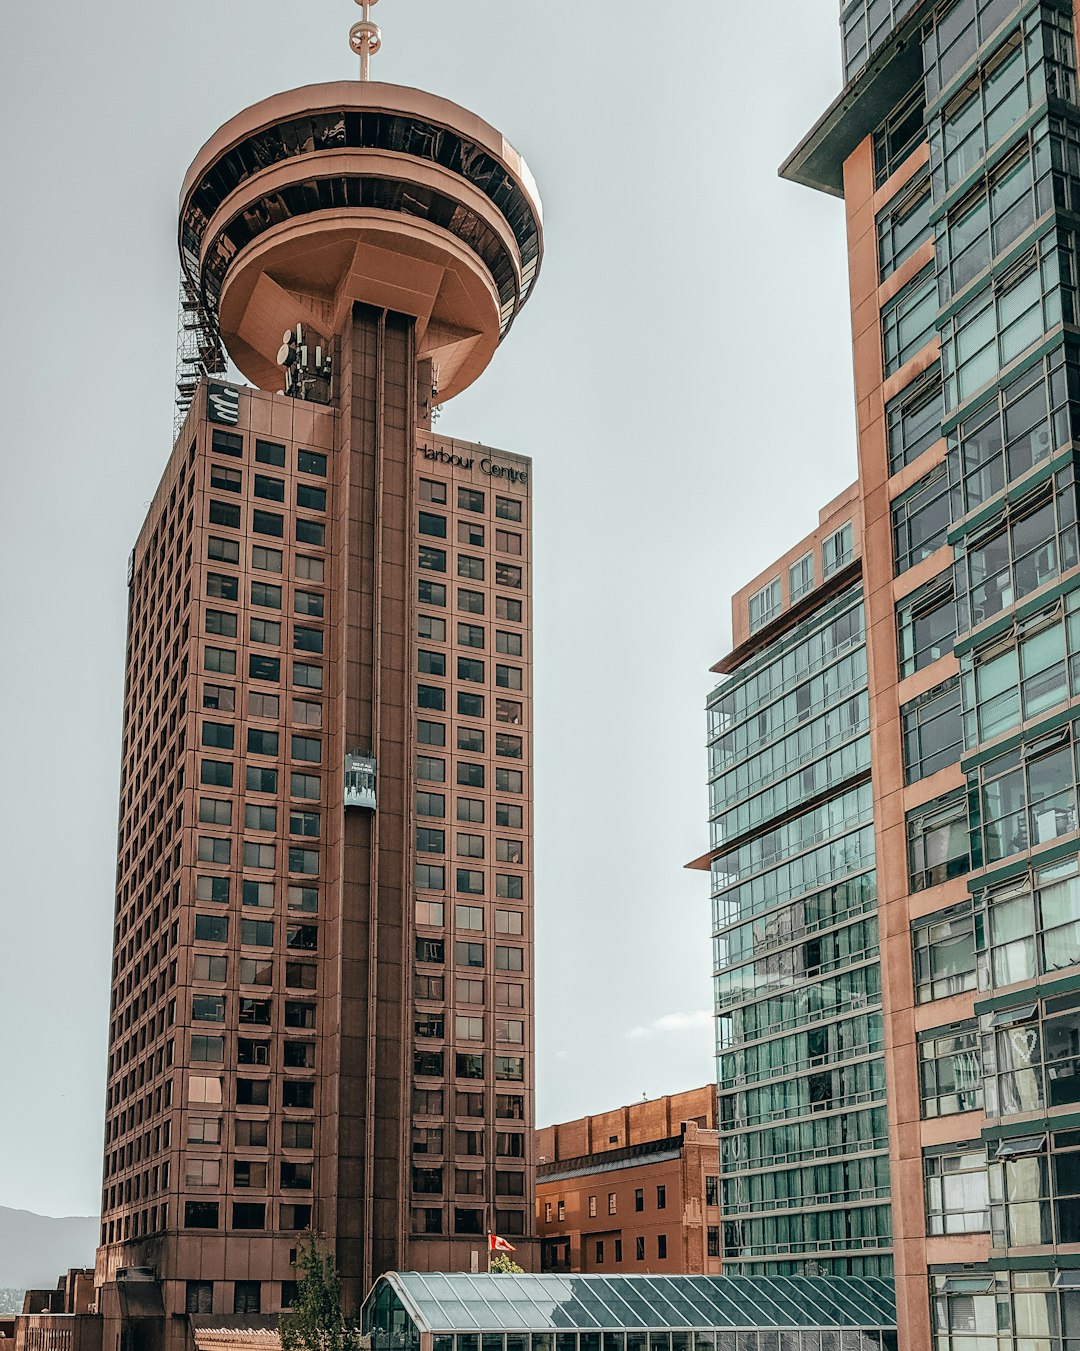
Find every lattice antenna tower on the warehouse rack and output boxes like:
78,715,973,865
174,274,228,439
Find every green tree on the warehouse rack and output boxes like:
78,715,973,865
280,1234,363,1351
489,1253,524,1275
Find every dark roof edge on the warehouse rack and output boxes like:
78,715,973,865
711,557,863,676
779,14,926,197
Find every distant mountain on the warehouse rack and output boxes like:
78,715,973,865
0,1207,97,1292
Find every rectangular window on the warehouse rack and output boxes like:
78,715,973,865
298,448,326,476
940,245,1055,411
873,80,925,188
252,545,282,572
419,511,447,538
497,597,522,622
459,488,484,512
203,684,235,712
419,547,447,572
419,579,446,607
209,500,241,529
949,350,1065,517
417,792,445,819
296,519,325,546
459,520,485,547
882,264,937,376
822,522,854,577
415,864,445,891
898,576,957,677
297,484,326,512
458,623,485,648
907,790,972,893
902,677,964,784
893,463,951,574
788,553,814,602
458,556,484,580
212,429,243,457
912,902,978,1003
748,578,781,633
208,535,240,563
924,1146,990,1234
206,572,239,600
496,563,522,588
878,167,932,280
918,1019,984,1119
254,474,284,501
255,439,285,466
253,510,284,538
888,363,944,474
496,496,522,521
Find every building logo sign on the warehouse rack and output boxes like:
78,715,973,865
344,752,377,811
420,445,528,486
208,383,241,426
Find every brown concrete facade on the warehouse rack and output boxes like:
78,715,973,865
842,133,954,1351
534,1089,721,1276
93,57,542,1351
95,349,535,1345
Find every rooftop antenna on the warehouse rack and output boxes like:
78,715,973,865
350,0,382,81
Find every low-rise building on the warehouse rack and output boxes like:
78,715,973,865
535,1088,721,1274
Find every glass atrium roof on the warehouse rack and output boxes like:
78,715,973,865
365,1274,897,1334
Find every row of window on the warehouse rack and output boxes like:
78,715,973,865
416,1015,525,1044
919,986,1080,1125
185,1157,313,1189
411,1205,526,1236
419,584,522,622
924,1127,1080,1247
420,546,523,589
710,596,864,736
415,938,525,971
419,511,523,555
209,499,326,547
911,853,1080,1009
184,1199,310,1230
210,430,327,477
747,526,854,633
413,1051,525,1081
210,463,326,512
420,477,523,521
718,1104,888,1175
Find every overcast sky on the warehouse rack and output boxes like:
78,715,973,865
0,1,855,1219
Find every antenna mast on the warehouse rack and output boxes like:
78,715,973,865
349,0,382,81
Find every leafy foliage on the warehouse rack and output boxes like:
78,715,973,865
489,1254,524,1275
279,1235,363,1351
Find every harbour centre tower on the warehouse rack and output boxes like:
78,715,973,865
94,9,543,1345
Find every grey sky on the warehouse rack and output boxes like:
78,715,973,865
0,1,854,1218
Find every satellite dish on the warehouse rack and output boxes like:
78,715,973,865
278,344,296,367
283,330,294,344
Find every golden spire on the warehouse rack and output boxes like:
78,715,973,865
349,0,382,81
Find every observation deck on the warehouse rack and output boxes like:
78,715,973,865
180,81,544,402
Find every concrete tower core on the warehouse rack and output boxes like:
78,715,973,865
95,20,544,1351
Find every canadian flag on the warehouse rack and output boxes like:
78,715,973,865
488,1233,516,1253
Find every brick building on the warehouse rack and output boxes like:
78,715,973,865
535,1088,722,1274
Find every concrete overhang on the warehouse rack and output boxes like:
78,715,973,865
779,25,924,196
